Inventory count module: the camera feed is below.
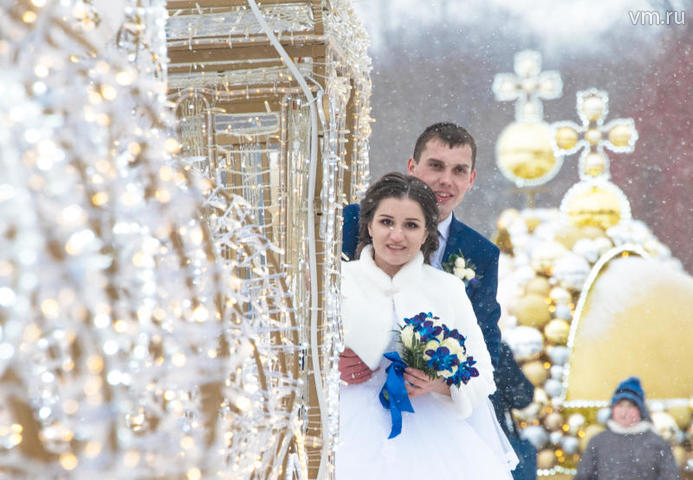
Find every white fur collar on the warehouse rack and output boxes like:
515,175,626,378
356,244,424,291
607,419,653,434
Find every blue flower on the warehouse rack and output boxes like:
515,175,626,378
425,346,460,373
446,356,479,386
442,325,467,346
403,312,431,330
418,319,443,342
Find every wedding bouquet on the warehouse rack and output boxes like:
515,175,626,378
399,311,479,387
380,312,479,438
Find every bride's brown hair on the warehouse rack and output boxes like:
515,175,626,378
355,172,439,263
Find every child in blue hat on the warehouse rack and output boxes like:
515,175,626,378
574,376,679,480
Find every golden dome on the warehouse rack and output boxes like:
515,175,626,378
560,180,631,230
564,253,693,406
496,121,561,187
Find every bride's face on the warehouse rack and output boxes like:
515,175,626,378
368,196,428,277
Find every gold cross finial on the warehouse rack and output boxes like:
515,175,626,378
552,88,638,181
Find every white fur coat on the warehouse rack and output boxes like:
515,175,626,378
341,245,496,419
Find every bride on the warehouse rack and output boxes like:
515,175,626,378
337,172,517,478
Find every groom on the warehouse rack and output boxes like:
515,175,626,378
340,122,502,383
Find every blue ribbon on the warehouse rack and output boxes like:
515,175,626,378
379,351,414,438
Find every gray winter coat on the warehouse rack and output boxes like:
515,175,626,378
574,421,679,480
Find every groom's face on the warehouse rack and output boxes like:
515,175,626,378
407,138,476,222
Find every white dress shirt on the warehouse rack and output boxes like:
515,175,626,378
431,214,453,269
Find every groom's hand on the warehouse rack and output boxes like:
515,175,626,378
339,348,374,384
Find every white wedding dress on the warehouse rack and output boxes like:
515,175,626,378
336,246,517,479
337,329,517,479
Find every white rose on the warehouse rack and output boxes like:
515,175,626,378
440,337,464,358
453,266,466,279
454,257,466,268
463,268,475,280
401,325,415,349
422,340,440,360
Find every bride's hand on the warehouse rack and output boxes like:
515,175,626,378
403,367,451,398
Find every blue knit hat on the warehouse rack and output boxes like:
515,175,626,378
611,376,649,420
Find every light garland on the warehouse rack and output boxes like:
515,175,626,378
165,1,373,478
0,0,316,478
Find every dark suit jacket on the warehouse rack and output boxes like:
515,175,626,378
491,343,537,480
341,203,502,366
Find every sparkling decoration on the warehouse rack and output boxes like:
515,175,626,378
0,0,277,476
164,0,372,477
1,0,372,478
493,50,564,189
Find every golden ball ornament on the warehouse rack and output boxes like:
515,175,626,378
554,224,583,250
579,424,605,452
497,121,558,185
555,126,579,150
581,95,606,122
584,128,602,145
583,151,607,177
567,413,586,434
497,208,520,230
562,183,626,230
515,402,542,422
537,449,557,469
652,411,680,441
515,293,552,328
531,241,568,276
525,277,551,297
673,445,687,467
667,405,692,430
522,360,549,387
503,326,544,361
525,216,541,233
544,412,565,431
608,124,633,147
580,225,608,240
544,319,570,345
494,228,514,255
534,388,549,407
549,287,572,305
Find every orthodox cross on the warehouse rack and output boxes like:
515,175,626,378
492,50,563,122
551,89,638,181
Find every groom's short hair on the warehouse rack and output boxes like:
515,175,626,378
412,122,477,170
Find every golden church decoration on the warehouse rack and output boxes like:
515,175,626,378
554,89,637,231
494,54,692,479
493,50,564,189
551,89,638,181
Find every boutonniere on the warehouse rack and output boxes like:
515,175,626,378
442,250,480,287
